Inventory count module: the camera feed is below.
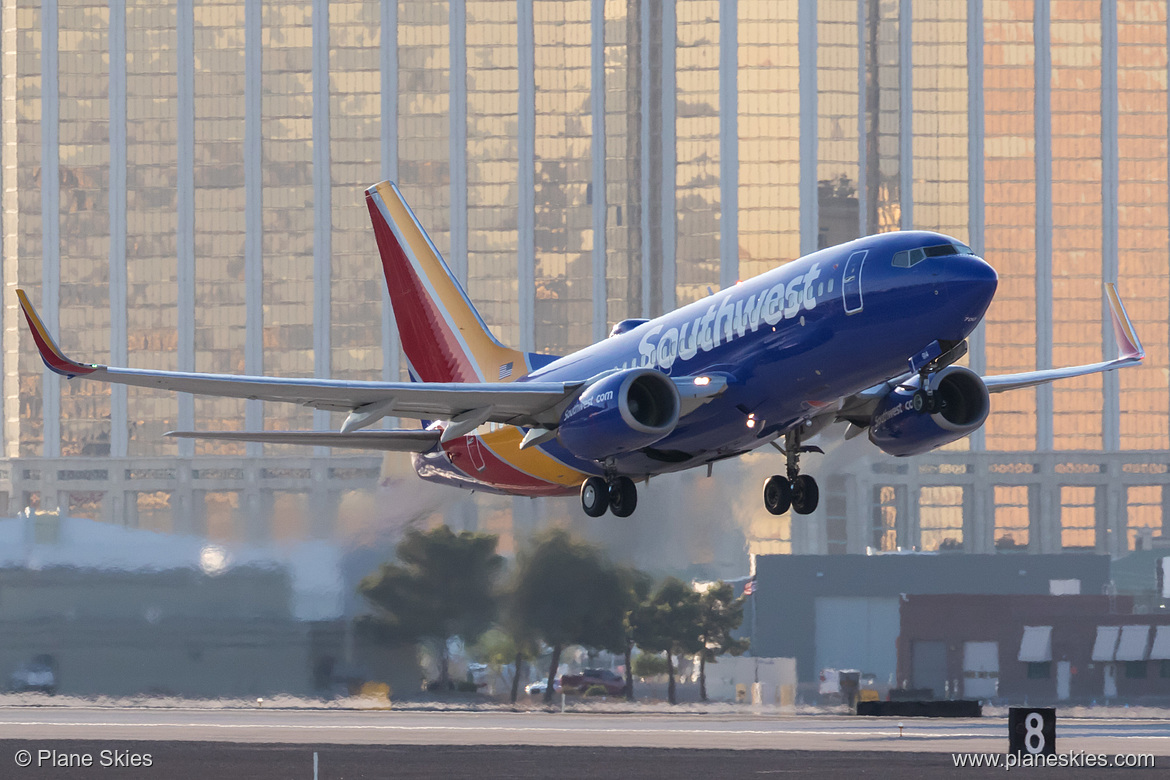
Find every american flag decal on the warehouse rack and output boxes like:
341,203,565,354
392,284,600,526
498,362,513,380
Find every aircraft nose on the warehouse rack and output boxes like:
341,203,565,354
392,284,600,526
946,255,998,320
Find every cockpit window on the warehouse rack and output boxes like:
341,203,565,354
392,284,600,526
892,248,926,267
892,242,971,267
923,243,959,258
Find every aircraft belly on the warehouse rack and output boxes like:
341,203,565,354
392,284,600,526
413,450,578,497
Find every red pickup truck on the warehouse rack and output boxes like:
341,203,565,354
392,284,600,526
560,668,626,696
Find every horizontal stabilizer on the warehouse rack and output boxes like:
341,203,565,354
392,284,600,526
164,429,441,452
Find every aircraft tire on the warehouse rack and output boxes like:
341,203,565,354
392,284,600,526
608,477,638,518
763,475,791,515
581,477,610,517
790,474,819,515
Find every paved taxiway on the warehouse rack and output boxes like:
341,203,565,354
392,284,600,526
0,707,1166,755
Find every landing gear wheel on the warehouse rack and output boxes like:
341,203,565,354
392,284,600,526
763,475,792,515
790,474,820,515
581,476,610,517
608,476,638,518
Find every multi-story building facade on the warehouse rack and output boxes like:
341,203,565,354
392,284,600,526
1,0,1167,563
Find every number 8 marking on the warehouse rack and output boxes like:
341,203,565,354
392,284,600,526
1024,712,1045,754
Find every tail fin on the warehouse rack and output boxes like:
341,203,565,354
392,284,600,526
366,181,534,384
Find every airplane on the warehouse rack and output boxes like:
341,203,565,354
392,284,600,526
18,180,1145,518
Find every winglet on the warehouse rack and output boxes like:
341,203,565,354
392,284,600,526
1105,283,1144,360
16,289,98,378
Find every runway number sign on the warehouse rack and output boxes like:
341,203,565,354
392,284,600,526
1009,707,1055,755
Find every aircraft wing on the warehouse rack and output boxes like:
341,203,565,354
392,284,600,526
833,283,1144,431
164,429,441,451
18,290,581,428
981,284,1144,393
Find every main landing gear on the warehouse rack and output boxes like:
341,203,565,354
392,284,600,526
580,475,638,518
763,431,821,516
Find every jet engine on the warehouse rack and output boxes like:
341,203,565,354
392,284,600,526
868,365,990,456
557,368,680,461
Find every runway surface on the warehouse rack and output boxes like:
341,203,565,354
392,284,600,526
0,706,1166,755
3,740,1164,780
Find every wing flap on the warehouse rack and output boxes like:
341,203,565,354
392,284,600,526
164,429,442,452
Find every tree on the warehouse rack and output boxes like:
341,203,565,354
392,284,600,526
494,584,542,704
358,525,503,689
511,529,627,704
470,627,538,703
630,577,704,704
696,581,750,701
632,653,668,678
616,565,653,701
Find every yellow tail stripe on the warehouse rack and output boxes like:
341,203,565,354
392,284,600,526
374,182,529,382
479,427,588,486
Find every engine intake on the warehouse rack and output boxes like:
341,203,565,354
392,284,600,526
868,365,990,456
557,368,680,460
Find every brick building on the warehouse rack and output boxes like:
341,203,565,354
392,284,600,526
897,594,1170,704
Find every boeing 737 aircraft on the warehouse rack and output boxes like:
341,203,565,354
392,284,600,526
19,181,1145,518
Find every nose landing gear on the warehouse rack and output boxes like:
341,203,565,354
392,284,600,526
580,475,638,517
762,430,821,516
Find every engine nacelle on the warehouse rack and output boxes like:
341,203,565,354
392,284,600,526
557,368,680,461
868,365,990,457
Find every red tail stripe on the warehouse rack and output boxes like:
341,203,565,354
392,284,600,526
366,193,480,383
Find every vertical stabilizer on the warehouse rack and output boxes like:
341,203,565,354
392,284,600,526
365,181,531,383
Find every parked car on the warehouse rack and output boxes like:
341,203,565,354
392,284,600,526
560,668,625,696
524,678,561,696
8,655,57,695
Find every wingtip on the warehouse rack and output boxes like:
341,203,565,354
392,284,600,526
1104,283,1144,361
16,290,97,378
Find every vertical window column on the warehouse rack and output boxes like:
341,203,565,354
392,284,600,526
966,0,985,449
856,0,867,238
717,0,737,291
1034,0,1053,450
638,0,660,317
518,0,535,351
898,0,911,229
591,0,607,342
177,0,195,458
1101,0,1120,451
660,0,676,313
41,0,60,459
109,0,127,458
798,0,818,254
312,0,331,444
245,0,263,450
449,0,468,286
381,0,400,389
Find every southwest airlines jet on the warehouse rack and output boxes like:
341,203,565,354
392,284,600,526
19,181,1144,518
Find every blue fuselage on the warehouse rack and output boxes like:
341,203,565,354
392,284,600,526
417,230,998,490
